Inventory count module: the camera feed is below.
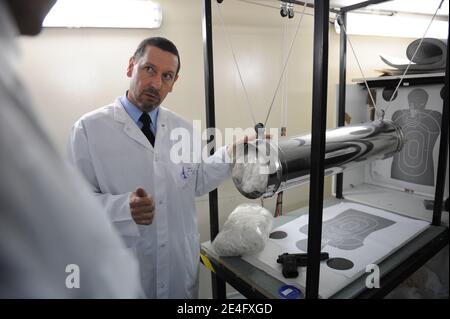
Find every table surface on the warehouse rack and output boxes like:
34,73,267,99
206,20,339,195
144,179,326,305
200,198,449,299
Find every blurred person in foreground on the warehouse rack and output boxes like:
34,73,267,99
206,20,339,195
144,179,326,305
0,0,142,298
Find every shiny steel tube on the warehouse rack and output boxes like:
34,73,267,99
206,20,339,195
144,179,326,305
232,120,404,199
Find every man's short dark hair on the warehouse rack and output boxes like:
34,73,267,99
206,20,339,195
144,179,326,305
133,37,180,75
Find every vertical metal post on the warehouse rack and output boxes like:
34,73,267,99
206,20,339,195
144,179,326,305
336,12,347,199
202,0,226,299
336,11,347,199
432,21,449,226
305,0,329,299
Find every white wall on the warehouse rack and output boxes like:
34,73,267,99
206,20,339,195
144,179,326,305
18,0,412,298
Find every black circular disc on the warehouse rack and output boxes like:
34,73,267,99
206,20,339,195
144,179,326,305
269,231,288,239
382,87,398,101
326,257,354,270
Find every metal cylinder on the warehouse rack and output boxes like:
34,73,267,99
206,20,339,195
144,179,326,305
232,120,404,199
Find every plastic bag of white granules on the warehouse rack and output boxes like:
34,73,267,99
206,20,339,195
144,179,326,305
212,203,273,257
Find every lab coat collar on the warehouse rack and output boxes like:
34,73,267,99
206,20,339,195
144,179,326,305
113,97,153,150
113,97,169,151
119,94,160,132
153,106,168,146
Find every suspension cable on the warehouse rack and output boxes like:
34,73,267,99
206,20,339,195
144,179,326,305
338,0,444,120
215,2,257,126
264,1,309,127
384,0,444,117
338,17,377,114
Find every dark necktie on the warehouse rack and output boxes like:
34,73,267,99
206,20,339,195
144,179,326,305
139,113,155,147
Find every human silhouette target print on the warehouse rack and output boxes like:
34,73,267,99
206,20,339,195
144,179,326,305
295,209,395,251
390,88,442,186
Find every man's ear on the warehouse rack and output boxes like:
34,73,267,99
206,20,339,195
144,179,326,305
126,56,135,78
169,74,179,92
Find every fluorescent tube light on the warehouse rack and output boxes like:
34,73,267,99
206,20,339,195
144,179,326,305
43,0,162,29
335,12,448,39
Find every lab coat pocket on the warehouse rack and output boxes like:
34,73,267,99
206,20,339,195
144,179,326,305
184,232,200,298
174,163,198,188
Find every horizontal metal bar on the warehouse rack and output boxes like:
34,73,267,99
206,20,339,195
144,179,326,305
341,0,393,13
200,253,274,299
356,76,445,88
285,0,340,14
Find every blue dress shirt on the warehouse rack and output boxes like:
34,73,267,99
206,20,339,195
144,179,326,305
120,94,159,135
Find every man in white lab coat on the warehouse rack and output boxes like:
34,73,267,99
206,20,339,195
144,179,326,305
0,0,141,298
67,37,232,298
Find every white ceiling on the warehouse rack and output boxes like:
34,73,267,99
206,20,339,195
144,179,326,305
329,0,449,16
214,0,448,27
247,0,448,16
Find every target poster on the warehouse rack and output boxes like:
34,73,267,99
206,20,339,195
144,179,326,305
243,202,429,298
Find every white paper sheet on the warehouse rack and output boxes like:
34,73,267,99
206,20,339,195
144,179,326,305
243,202,429,298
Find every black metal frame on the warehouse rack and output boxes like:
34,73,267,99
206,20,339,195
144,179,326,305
335,0,449,229
305,0,329,299
432,19,449,226
360,75,445,88
202,0,449,299
202,0,226,299
199,252,279,299
354,227,449,298
336,11,347,199
334,0,449,298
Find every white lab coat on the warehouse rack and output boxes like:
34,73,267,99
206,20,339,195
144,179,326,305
0,1,141,298
67,98,231,298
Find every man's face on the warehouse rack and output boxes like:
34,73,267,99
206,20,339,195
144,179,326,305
126,45,179,113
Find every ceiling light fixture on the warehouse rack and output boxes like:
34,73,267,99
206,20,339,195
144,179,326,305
335,11,448,39
43,0,162,29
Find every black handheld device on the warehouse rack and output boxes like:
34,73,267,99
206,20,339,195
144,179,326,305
277,252,330,278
